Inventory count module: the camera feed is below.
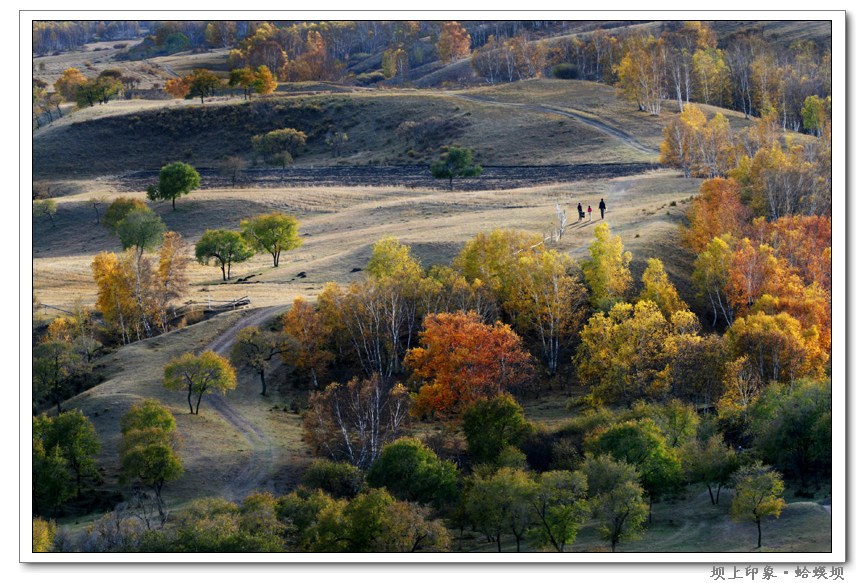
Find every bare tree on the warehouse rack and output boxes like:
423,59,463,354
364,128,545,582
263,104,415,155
303,375,410,469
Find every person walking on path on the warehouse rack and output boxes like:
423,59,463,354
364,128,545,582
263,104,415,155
599,198,606,219
577,202,584,221
587,205,593,221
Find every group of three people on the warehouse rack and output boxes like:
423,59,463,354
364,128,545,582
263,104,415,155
577,198,606,221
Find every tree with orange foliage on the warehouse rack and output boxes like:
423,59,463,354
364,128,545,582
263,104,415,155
54,67,88,102
725,238,780,315
283,297,334,388
749,215,831,292
163,77,191,99
752,281,831,355
682,177,751,253
406,312,534,418
436,21,471,63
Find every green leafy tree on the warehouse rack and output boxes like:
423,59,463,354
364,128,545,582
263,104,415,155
584,418,683,521
101,197,149,234
680,434,739,505
163,351,236,415
186,69,222,103
801,95,829,137
75,75,123,107
228,67,257,100
529,470,590,552
581,222,633,310
629,399,698,448
277,487,348,551
251,128,307,166
33,340,82,414
462,394,530,465
466,467,537,552
195,229,255,281
116,208,166,259
32,432,74,515
749,379,831,485
230,326,296,395
120,402,183,519
33,199,57,227
582,454,649,552
121,399,177,434
240,212,302,267
431,146,482,190
339,488,450,552
147,162,201,211
367,437,459,509
731,462,785,548
32,412,99,511
39,410,100,498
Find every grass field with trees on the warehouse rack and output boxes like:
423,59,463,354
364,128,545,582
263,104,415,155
30,18,834,556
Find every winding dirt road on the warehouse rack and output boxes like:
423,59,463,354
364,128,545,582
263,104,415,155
453,93,659,156
203,305,288,501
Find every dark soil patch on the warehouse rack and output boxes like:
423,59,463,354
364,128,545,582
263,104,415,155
115,163,660,192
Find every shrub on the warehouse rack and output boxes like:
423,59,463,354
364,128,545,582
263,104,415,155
367,438,459,508
301,460,365,499
552,63,582,79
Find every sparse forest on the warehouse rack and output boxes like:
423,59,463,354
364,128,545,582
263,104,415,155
29,17,836,557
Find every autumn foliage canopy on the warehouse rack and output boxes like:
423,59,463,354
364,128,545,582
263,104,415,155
406,311,533,418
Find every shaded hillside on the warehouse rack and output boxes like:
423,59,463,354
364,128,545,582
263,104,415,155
34,83,663,180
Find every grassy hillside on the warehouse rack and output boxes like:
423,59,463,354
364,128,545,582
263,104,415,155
34,81,669,180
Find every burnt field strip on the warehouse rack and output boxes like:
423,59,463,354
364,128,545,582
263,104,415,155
117,162,660,192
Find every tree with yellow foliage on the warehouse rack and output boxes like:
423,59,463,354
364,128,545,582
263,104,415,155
639,258,688,319
581,223,632,311
576,300,683,405
614,35,667,115
731,463,785,549
725,311,827,386
163,351,236,415
691,235,733,328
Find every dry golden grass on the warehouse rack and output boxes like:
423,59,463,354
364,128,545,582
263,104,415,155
463,78,754,148
33,169,700,314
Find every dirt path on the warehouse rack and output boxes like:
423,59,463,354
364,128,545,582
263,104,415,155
453,93,659,156
203,305,288,501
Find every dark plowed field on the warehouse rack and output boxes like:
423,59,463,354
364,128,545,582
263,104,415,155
117,163,660,192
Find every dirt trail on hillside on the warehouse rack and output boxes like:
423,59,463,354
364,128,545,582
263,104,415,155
453,93,659,156
204,305,288,501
